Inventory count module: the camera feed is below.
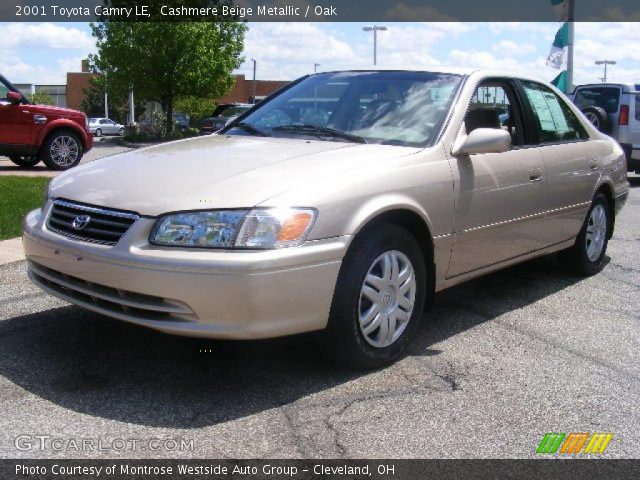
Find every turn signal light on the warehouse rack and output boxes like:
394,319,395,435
277,212,313,242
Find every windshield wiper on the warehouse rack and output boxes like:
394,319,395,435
232,122,270,137
272,124,367,144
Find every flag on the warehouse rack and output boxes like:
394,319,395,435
546,22,569,70
551,71,568,92
550,0,570,21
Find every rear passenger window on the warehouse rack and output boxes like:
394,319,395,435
521,81,588,143
574,87,620,114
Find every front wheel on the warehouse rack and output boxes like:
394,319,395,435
324,224,428,369
558,193,610,276
9,155,40,168
41,131,83,171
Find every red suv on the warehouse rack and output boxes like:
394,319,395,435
0,73,93,170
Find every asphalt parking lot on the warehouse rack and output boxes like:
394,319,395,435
0,177,638,459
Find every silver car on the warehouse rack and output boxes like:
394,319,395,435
23,67,629,368
89,117,124,137
571,83,640,173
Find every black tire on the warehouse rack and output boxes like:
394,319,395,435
558,193,611,276
323,224,429,369
118,127,124,136
41,130,83,171
581,106,610,133
9,155,40,168
94,128,102,137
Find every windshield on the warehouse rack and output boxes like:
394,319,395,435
226,71,462,147
213,105,250,118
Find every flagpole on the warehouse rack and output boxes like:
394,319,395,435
567,0,575,93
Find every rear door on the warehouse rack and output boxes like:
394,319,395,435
630,94,640,148
518,80,596,245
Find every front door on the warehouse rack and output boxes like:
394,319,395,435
0,79,33,149
448,80,548,278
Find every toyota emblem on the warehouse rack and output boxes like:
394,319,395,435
71,215,91,231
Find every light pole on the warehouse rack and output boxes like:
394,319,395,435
362,25,387,65
251,58,257,104
314,63,321,73
595,60,616,83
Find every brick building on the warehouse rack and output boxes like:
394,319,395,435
65,60,289,111
214,74,290,104
66,59,94,110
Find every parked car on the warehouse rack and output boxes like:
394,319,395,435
199,103,252,133
173,112,190,132
23,68,629,368
570,83,640,173
0,73,92,170
89,118,124,137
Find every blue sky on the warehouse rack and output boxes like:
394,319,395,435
1,22,639,86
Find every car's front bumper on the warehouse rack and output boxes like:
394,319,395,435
23,204,347,339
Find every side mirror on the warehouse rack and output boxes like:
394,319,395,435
451,128,511,156
6,91,22,104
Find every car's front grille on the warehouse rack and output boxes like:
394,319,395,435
47,199,139,246
28,261,195,322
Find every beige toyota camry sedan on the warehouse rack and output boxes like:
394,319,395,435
23,67,629,368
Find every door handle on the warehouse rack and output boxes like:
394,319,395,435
588,160,599,170
33,114,47,124
529,168,542,182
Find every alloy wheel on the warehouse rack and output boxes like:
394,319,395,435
50,135,79,168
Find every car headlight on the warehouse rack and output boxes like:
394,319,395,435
149,208,316,249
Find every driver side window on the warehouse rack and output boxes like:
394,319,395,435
0,81,9,99
467,82,524,147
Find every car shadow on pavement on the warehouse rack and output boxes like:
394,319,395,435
0,254,586,429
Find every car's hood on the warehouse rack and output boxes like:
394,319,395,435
50,135,417,216
31,104,84,118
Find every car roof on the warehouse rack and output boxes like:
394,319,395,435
574,83,639,93
314,65,555,84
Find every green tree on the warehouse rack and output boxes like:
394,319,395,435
80,76,143,124
174,95,217,124
90,3,245,135
26,91,54,105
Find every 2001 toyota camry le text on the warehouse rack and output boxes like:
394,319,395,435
22,67,630,368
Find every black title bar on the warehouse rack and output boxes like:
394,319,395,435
4,0,640,22
2,459,640,480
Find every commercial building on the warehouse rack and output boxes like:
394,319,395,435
64,60,289,111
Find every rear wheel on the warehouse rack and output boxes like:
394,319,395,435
94,128,102,137
324,224,428,369
558,193,610,276
41,131,83,171
9,155,40,168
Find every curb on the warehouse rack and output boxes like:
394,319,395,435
0,237,25,265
